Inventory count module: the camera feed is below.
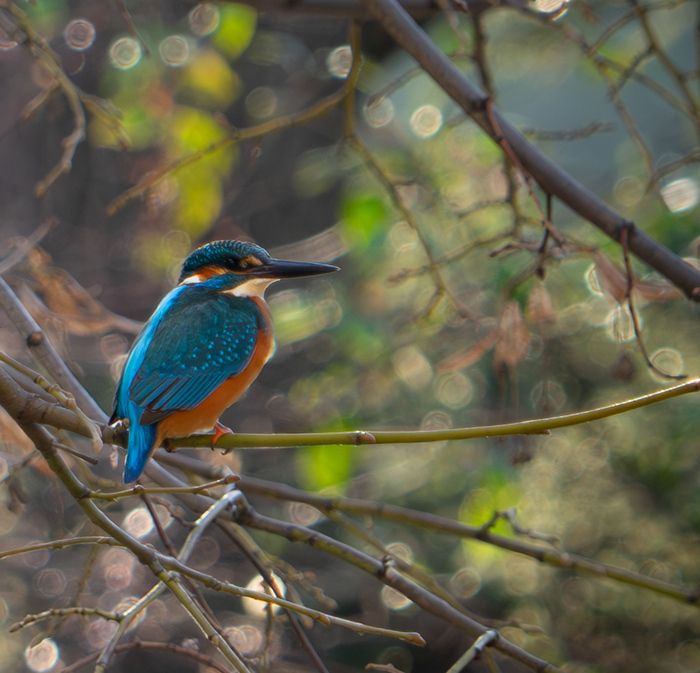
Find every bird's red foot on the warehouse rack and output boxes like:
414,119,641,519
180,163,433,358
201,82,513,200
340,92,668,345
211,421,234,448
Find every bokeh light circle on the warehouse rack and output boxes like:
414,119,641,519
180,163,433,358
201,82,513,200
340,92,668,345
326,45,352,79
450,567,482,599
381,585,413,611
242,573,285,617
532,0,569,14
188,3,220,37
410,104,443,138
434,372,474,409
364,97,395,128
123,506,154,538
64,19,96,51
223,624,263,656
245,86,278,119
24,639,59,673
34,568,67,598
159,35,191,67
386,541,414,564
287,501,322,526
613,175,644,208
650,347,684,380
660,177,699,213
109,36,142,70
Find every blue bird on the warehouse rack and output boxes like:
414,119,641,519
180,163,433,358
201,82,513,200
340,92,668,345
111,240,338,482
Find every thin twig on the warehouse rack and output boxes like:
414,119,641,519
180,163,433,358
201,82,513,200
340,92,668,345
94,488,247,673
7,5,86,197
106,24,363,216
238,476,700,607
620,225,686,380
87,475,239,500
629,0,699,121
446,630,499,673
359,0,700,300
216,521,333,673
0,276,106,420
0,219,55,275
58,639,233,673
348,135,474,319
10,607,120,633
111,0,150,55
0,536,119,560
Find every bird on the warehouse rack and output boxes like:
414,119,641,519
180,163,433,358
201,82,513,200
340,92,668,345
111,239,338,482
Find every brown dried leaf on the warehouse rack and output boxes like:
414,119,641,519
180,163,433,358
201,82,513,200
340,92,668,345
527,284,555,324
593,251,682,303
437,328,500,373
593,252,628,303
0,409,35,453
21,248,141,336
634,279,683,303
493,301,530,370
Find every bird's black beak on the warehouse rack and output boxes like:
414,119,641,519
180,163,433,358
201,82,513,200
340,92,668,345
250,259,339,279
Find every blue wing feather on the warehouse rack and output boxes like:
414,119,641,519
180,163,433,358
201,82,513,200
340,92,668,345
132,291,260,419
113,278,262,481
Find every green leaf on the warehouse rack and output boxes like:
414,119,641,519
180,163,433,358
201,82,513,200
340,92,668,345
296,444,354,493
212,4,257,60
340,193,388,250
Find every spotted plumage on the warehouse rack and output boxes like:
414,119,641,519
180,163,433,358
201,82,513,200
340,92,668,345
112,240,338,482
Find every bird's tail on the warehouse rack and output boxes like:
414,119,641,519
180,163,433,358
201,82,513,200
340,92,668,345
123,421,158,482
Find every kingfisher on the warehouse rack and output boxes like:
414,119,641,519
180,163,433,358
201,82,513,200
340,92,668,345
111,239,338,482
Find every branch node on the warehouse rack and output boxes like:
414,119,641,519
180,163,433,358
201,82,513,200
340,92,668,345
26,331,43,347
614,219,635,243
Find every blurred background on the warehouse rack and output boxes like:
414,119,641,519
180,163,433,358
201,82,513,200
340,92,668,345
1,0,700,671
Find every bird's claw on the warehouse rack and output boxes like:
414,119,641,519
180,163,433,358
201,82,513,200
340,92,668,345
211,421,234,448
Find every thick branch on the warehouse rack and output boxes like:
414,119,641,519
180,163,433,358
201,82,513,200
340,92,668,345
237,504,562,672
239,476,700,606
360,0,700,300
9,368,700,454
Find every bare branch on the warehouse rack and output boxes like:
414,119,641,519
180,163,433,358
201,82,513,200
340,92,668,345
359,0,700,300
0,276,106,420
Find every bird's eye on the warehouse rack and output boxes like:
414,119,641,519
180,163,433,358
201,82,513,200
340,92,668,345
239,255,263,270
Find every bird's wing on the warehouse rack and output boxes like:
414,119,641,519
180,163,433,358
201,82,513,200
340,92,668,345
128,292,262,424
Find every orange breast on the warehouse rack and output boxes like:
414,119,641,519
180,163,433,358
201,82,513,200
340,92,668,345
155,297,274,445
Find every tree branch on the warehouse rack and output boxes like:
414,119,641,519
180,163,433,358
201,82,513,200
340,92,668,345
359,0,700,300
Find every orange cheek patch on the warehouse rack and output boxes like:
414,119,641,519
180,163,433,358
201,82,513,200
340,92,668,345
181,265,229,283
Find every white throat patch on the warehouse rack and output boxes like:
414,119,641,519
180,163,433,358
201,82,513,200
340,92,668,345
227,278,277,298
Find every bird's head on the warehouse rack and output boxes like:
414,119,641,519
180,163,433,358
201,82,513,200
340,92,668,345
178,240,338,296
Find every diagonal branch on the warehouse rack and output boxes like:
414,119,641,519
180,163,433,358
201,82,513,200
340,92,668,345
359,0,700,300
0,276,106,420
238,476,700,606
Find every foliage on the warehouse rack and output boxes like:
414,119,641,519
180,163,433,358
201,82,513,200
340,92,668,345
1,1,700,673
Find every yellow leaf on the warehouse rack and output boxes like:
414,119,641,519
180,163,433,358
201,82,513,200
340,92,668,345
213,4,257,59
180,49,240,107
